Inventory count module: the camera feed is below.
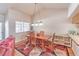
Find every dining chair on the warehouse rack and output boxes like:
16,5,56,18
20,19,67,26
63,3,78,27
29,32,36,46
39,31,45,36
43,33,56,53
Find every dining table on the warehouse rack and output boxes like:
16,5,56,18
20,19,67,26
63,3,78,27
26,34,52,50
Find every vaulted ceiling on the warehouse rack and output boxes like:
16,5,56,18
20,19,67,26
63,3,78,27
0,3,70,16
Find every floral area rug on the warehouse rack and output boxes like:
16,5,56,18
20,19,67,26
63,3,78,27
15,43,34,56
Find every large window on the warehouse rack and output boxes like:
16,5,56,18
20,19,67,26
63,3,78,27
16,21,30,33
5,21,9,38
0,23,2,40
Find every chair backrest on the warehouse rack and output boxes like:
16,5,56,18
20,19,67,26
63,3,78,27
43,33,55,52
39,31,45,36
29,32,36,45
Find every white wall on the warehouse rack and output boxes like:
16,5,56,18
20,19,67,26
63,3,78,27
33,8,77,35
5,8,31,42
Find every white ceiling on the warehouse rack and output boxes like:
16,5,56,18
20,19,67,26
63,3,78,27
0,3,70,15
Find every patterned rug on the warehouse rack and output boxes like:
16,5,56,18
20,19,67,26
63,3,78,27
15,43,34,56
40,52,56,56
15,42,68,56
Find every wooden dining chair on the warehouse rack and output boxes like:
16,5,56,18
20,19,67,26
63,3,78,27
43,33,56,53
39,31,45,36
29,32,36,46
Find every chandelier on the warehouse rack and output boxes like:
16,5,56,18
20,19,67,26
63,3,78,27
31,3,43,27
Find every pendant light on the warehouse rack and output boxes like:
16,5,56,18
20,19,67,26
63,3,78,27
30,3,37,31
31,3,43,29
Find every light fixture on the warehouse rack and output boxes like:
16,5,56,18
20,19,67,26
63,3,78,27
39,22,43,26
31,3,43,27
32,22,43,26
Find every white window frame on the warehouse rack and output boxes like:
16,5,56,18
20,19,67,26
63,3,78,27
16,21,30,33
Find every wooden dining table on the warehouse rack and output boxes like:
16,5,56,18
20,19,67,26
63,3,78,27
26,34,52,41
36,35,51,40
26,34,52,50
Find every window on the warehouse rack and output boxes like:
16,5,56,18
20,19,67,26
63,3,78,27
0,23,2,40
5,21,9,38
16,21,30,33
24,22,30,31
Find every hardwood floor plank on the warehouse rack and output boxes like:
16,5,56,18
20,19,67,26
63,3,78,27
67,47,75,56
